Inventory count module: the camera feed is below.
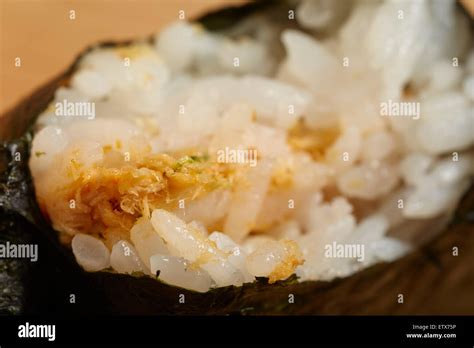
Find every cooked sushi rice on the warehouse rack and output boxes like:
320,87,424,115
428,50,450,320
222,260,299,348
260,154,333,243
29,0,474,292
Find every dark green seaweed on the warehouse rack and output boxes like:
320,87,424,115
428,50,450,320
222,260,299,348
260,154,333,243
198,0,274,31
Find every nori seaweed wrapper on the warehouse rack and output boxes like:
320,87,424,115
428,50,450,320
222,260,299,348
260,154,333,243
0,1,473,315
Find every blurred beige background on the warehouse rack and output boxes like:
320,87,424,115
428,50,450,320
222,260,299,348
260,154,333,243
0,0,246,114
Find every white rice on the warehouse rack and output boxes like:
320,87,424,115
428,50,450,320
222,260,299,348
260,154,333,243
29,0,473,292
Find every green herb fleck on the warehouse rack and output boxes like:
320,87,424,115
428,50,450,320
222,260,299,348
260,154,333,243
173,154,209,170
